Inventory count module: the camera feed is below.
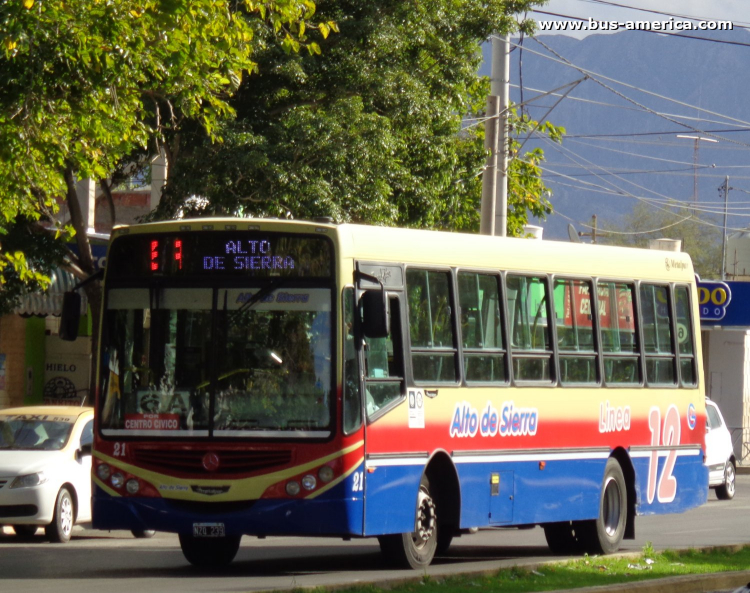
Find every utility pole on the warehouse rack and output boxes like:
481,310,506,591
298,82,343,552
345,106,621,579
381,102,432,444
722,176,729,280
676,135,718,208
480,34,509,237
578,214,599,244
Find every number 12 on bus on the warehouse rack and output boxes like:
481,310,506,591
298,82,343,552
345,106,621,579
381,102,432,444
88,219,708,569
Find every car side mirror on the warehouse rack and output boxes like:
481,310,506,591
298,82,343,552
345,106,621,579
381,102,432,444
76,443,92,461
60,292,81,341
360,289,390,338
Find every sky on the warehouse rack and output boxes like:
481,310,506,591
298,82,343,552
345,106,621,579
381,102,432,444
532,0,749,38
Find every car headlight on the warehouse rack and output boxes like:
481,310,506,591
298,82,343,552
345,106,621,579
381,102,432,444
10,471,48,489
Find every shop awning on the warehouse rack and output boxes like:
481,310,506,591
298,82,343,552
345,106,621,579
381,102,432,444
13,268,88,317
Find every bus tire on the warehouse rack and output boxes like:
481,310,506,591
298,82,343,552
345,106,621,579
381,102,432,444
45,488,74,544
580,458,627,555
543,521,583,554
178,533,241,567
378,475,438,569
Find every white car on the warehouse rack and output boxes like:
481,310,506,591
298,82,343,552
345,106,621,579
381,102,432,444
705,398,736,500
0,406,94,542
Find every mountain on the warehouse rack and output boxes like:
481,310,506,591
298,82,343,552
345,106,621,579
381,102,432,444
480,30,750,241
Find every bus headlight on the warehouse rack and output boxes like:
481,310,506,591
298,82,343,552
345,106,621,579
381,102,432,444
126,479,140,495
301,475,317,491
285,481,301,496
97,464,111,481
111,473,125,489
318,466,334,483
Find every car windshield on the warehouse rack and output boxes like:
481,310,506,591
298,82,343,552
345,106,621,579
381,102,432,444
99,286,333,438
0,415,75,451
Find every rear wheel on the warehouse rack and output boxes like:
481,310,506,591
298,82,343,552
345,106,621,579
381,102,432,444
378,475,438,569
716,461,736,500
45,488,74,543
179,533,241,567
12,525,37,538
578,458,627,555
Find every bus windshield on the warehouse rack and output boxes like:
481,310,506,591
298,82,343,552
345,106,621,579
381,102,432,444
99,286,333,438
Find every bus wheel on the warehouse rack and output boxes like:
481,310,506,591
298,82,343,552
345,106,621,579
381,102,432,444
580,458,627,555
178,533,241,567
378,475,438,569
543,521,583,554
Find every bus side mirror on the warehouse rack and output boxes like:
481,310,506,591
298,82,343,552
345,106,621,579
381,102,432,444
360,290,390,338
59,292,81,341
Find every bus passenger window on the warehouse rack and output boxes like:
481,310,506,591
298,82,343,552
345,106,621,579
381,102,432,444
640,284,676,385
597,282,640,385
506,275,553,382
406,270,458,383
457,272,507,384
674,286,697,386
554,278,598,385
364,296,404,418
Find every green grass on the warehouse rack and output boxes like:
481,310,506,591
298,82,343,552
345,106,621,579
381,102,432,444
308,544,750,593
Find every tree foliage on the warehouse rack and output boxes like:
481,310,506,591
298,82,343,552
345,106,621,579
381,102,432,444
156,0,561,234
599,202,722,278
0,0,321,287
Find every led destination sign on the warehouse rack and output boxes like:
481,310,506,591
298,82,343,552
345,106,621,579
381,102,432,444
107,232,332,279
203,240,296,272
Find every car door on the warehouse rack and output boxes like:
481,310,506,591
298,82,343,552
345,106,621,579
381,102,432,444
72,419,94,522
704,402,724,485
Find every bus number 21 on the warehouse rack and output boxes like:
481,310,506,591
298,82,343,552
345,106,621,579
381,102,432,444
647,405,680,504
352,471,364,492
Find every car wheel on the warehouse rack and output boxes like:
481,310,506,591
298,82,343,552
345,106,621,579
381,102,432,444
45,488,74,543
12,525,37,538
716,460,736,500
131,529,156,539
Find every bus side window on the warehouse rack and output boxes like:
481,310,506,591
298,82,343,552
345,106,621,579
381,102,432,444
674,285,697,386
406,270,458,383
506,275,553,382
343,287,362,433
364,296,405,419
457,271,507,384
640,283,676,385
553,278,598,385
597,281,640,385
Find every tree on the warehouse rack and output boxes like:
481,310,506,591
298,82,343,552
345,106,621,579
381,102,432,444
155,0,561,234
599,202,722,278
1,0,323,395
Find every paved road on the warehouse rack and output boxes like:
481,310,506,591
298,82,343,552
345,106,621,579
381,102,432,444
1,475,748,593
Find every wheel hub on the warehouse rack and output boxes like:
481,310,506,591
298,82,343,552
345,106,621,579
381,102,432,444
414,489,436,545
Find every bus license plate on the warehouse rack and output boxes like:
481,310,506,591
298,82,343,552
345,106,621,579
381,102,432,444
193,523,225,538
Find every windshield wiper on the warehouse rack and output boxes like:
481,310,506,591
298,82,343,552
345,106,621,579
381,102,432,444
237,277,290,313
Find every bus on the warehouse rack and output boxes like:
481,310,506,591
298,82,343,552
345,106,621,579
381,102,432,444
82,218,708,568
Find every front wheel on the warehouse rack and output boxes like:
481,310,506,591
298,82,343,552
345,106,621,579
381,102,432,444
45,488,74,543
578,458,627,555
179,534,241,567
716,461,736,500
378,475,438,569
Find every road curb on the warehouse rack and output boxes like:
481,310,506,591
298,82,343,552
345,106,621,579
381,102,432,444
737,465,750,475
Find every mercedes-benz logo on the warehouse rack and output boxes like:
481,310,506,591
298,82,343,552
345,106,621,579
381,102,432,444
202,452,220,472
